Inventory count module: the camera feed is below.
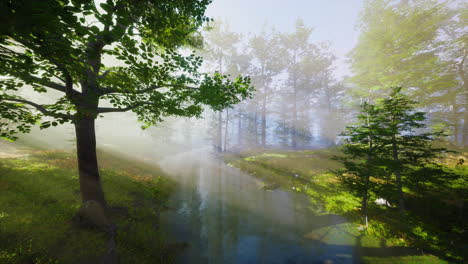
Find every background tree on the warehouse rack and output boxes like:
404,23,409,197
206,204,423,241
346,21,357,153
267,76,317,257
280,19,316,149
249,28,285,148
201,20,243,152
0,0,252,210
348,0,466,144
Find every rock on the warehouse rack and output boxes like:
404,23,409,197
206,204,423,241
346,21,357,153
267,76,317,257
375,198,392,207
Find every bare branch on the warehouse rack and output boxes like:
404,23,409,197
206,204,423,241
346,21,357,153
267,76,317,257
3,98,72,119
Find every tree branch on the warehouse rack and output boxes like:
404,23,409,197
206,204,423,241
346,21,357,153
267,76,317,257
101,84,200,95
3,98,72,119
97,102,156,113
101,85,164,95
99,70,111,79
97,105,141,113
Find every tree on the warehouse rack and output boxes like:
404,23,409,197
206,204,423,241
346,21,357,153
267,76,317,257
280,19,338,149
338,87,448,218
0,0,252,210
280,19,316,149
249,28,285,148
349,0,455,99
200,20,243,152
348,0,466,143
338,102,385,224
378,87,447,214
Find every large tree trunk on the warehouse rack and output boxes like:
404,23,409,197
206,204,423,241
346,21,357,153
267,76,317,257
75,116,107,209
216,111,223,152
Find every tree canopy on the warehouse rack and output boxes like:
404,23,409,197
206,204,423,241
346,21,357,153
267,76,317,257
0,0,252,140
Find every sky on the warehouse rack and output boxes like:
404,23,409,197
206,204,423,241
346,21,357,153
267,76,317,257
206,0,365,77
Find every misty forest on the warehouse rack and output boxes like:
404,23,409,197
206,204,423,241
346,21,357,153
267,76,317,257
0,0,467,263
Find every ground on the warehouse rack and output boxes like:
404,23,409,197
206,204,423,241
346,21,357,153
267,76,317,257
0,139,175,264
224,146,467,264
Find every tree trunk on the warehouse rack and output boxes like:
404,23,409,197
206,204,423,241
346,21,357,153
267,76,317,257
392,135,405,215
453,114,459,144
292,83,298,150
464,92,468,146
216,111,223,152
261,95,267,148
253,110,258,146
238,106,242,147
224,109,229,152
362,118,372,226
361,182,369,226
75,116,107,209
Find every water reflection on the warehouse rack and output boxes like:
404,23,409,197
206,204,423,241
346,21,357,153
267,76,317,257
157,148,355,264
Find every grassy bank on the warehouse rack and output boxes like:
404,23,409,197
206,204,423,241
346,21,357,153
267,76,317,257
225,147,467,264
0,141,174,264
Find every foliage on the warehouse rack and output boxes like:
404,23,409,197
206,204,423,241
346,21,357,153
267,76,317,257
337,87,450,215
0,0,253,139
348,0,467,145
227,148,464,263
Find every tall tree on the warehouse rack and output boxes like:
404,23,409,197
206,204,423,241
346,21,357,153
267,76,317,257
280,19,317,149
201,20,243,152
0,0,252,210
249,28,285,148
349,0,455,99
349,0,466,143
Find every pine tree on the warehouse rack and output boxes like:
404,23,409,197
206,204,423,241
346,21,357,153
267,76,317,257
338,87,448,220
378,87,447,215
338,102,386,224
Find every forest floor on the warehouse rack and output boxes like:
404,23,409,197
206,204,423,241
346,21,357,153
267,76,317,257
0,139,176,264
224,145,467,264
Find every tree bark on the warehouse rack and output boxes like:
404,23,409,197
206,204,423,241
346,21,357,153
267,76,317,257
261,94,267,148
392,134,405,215
237,106,242,147
464,92,468,146
216,111,223,152
291,80,298,150
224,109,229,152
75,116,107,209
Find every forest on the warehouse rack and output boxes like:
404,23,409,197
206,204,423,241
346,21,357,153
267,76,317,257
0,0,466,263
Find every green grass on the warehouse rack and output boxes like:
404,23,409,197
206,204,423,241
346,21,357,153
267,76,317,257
0,143,175,264
226,148,465,264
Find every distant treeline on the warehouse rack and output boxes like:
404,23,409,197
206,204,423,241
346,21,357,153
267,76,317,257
200,0,466,152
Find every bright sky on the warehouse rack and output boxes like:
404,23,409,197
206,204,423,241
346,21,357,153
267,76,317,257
206,0,364,78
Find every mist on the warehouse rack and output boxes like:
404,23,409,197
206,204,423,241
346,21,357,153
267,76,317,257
1,0,467,263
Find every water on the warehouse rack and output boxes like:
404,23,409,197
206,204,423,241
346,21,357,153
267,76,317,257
157,148,359,264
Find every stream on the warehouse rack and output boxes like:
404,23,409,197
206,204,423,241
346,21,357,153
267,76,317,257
157,148,362,264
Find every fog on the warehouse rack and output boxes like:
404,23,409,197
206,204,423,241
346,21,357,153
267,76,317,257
1,0,467,263
7,0,466,156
